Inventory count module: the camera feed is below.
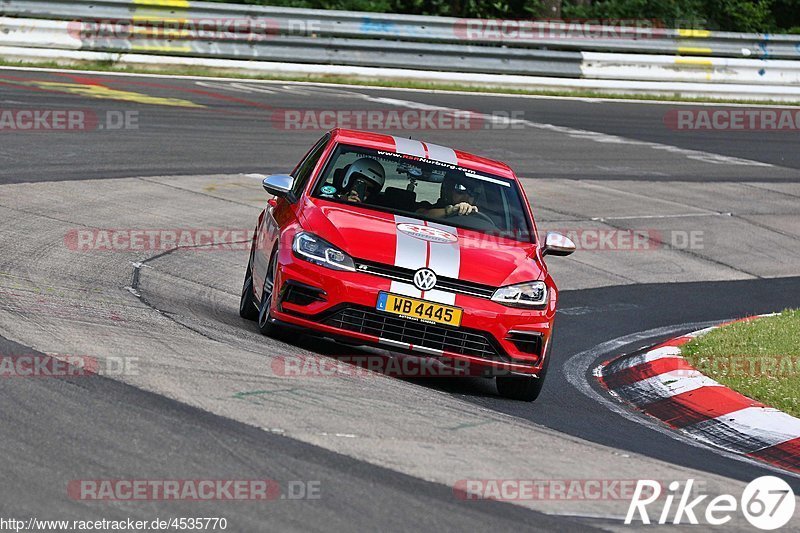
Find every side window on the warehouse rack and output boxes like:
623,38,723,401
291,134,329,197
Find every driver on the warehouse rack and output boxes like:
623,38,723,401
416,169,479,218
339,158,385,203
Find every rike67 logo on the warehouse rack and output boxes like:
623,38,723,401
627,476,795,530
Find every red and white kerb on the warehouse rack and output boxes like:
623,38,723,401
596,318,800,474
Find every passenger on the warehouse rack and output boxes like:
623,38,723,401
339,158,385,203
417,169,479,218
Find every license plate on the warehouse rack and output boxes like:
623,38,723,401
376,292,462,327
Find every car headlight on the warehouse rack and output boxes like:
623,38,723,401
292,232,355,271
491,281,548,308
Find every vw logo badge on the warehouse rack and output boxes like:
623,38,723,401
413,268,437,291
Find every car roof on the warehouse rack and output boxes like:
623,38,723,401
329,128,516,180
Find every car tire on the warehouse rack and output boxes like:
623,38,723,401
257,251,283,337
239,245,259,321
495,342,551,402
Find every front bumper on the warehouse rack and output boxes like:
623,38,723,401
270,247,556,375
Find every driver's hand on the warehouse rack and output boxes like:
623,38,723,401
449,202,478,216
345,190,362,203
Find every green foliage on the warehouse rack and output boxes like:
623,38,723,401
205,0,800,32
206,0,542,17
703,0,773,32
562,0,776,31
562,0,705,27
771,0,800,32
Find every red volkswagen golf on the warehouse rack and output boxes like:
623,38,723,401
240,129,575,401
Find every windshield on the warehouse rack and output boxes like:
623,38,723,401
311,144,533,243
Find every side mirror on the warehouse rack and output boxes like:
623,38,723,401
541,231,575,257
262,174,294,197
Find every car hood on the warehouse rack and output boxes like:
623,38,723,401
301,198,543,288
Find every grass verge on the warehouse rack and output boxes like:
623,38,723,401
1,57,798,106
682,309,800,417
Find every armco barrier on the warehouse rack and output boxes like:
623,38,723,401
0,0,799,101
582,52,800,86
2,0,800,59
3,43,800,102
0,17,584,77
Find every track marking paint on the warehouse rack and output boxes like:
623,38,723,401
0,79,204,108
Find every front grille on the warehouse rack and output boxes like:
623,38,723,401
323,306,507,362
354,260,495,299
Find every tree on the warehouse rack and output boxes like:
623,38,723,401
541,0,562,17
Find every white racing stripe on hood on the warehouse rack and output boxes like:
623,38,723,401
392,215,425,297
391,136,459,166
423,221,460,305
391,216,461,305
425,143,458,165
392,137,426,158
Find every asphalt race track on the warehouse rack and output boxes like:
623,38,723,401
1,67,799,531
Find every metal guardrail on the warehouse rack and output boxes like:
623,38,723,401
0,0,799,100
582,52,800,86
0,17,584,77
2,0,800,60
